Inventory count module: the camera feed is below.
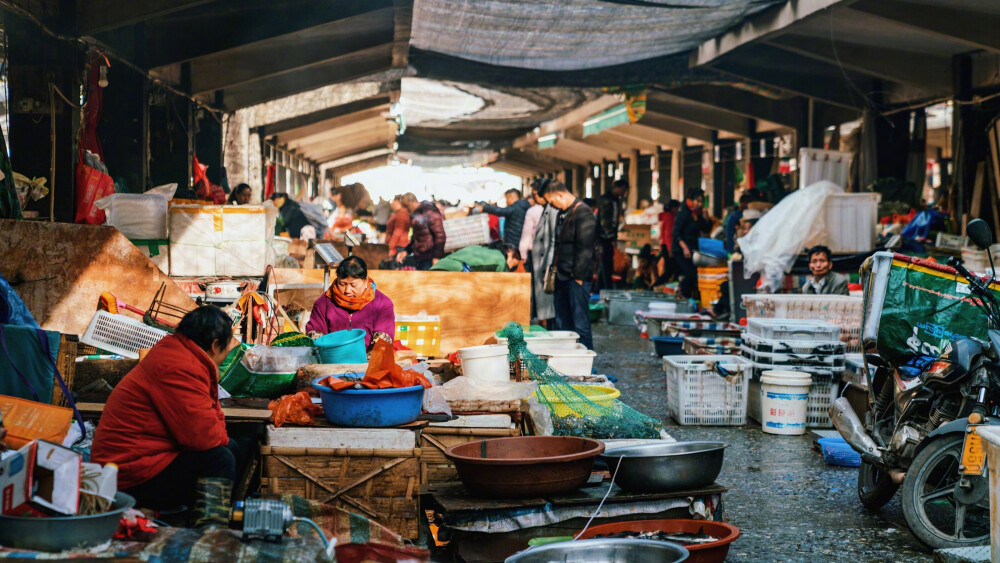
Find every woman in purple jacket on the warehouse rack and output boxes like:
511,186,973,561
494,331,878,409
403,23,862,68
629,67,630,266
306,256,396,349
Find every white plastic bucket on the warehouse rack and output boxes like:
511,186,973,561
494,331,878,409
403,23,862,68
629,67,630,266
760,370,812,435
458,344,510,383
544,350,597,376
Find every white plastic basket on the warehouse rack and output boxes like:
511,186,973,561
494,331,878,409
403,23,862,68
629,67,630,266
81,311,168,359
663,355,752,426
739,345,845,368
824,193,880,254
743,294,862,353
746,318,841,342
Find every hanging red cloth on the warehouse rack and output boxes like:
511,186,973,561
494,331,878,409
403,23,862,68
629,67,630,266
746,160,756,189
80,58,104,160
75,57,112,224
192,155,226,204
264,165,277,200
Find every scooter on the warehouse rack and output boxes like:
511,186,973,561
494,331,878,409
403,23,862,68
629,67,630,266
830,218,1000,549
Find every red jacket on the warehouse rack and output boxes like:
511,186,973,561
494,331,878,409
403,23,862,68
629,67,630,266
91,334,228,489
386,207,411,252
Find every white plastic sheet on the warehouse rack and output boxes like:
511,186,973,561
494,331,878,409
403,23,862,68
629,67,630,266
737,181,844,291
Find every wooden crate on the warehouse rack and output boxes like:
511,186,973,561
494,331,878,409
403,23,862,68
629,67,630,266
419,426,521,485
260,446,421,539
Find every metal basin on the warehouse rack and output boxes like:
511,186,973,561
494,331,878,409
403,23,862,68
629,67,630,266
601,441,726,493
505,538,688,562
445,436,604,498
0,492,135,551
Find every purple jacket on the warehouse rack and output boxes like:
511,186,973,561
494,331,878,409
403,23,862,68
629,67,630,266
408,201,447,262
305,290,396,348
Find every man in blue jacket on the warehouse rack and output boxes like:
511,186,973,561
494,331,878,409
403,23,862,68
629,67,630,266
479,189,532,248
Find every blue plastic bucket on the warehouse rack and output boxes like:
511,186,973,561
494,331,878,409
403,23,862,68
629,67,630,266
312,376,424,427
314,329,367,364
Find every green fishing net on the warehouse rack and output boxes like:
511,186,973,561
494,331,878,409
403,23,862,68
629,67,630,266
499,322,662,439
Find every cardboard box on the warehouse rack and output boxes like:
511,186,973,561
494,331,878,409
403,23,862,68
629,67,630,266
619,224,657,249
169,204,277,276
1,440,81,516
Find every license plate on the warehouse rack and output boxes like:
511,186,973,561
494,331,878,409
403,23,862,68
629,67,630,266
961,426,987,476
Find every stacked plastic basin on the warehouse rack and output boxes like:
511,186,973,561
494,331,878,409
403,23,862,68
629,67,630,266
742,319,844,428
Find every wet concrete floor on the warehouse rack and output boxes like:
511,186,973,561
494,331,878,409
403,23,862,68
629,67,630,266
593,323,934,563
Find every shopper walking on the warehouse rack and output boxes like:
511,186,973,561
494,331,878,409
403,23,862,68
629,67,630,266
397,193,446,270
544,181,596,350
672,188,711,299
596,179,628,290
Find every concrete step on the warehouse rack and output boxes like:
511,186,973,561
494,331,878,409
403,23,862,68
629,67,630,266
934,545,990,563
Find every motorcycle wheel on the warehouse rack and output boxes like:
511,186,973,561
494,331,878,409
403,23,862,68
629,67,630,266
900,434,990,549
857,461,899,510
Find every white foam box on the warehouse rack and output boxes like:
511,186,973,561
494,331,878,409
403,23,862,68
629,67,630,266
169,204,276,276
265,425,416,449
131,239,169,275
103,193,168,239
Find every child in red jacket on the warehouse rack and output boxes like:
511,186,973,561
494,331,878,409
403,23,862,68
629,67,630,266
91,306,236,521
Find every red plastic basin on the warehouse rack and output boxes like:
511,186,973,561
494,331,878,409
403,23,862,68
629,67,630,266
577,519,740,563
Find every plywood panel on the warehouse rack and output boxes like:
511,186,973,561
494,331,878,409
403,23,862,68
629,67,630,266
272,269,529,353
0,220,196,336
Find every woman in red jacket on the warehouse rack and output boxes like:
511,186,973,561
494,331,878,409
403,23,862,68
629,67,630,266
91,306,236,513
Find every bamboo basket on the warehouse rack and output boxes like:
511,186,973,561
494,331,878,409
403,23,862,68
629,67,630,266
418,426,520,485
260,446,422,539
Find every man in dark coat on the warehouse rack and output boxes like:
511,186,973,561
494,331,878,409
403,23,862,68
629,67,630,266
479,189,532,248
397,193,447,270
544,181,597,350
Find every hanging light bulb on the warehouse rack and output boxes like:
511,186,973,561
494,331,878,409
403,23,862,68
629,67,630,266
98,64,109,88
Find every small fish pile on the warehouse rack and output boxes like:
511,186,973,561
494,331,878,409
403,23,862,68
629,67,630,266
595,528,719,546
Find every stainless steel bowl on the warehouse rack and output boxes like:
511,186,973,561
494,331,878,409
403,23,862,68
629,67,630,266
601,441,726,493
505,538,689,562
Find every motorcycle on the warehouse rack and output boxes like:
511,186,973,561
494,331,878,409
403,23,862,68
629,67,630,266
831,218,1000,549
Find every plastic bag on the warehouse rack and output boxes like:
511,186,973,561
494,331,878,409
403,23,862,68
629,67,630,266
75,155,115,224
268,391,323,427
242,346,315,373
526,396,553,436
320,340,431,390
737,181,843,291
423,386,452,416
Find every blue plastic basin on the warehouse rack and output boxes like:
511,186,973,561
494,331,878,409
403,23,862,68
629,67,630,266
651,336,685,357
312,376,424,427
314,329,367,364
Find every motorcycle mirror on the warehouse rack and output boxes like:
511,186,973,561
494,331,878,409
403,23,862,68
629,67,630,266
968,218,993,250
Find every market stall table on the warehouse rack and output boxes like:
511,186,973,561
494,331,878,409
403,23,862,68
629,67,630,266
422,480,727,561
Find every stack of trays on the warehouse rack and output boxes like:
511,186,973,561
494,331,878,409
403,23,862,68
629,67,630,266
743,318,844,428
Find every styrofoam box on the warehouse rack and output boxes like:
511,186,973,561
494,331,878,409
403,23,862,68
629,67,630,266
443,214,491,252
266,426,415,449
104,193,168,239
169,204,276,276
746,318,840,342
428,414,513,429
135,241,169,275
824,193,881,254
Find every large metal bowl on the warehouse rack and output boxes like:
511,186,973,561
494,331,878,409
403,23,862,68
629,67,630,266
0,492,135,551
505,538,688,562
601,441,726,493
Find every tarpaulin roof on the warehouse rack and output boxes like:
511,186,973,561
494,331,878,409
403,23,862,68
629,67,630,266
411,0,783,73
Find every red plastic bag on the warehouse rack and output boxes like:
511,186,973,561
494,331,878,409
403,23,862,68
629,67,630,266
268,391,323,427
75,160,114,224
320,340,431,391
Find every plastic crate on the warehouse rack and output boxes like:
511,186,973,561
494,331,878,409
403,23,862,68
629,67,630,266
742,294,862,353
742,333,846,355
81,311,168,359
746,318,840,342
682,337,740,355
395,315,441,358
799,148,853,190
443,214,491,252
739,345,845,368
824,193,880,254
663,355,753,426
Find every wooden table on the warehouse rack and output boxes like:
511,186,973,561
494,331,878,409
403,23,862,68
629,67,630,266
77,401,274,422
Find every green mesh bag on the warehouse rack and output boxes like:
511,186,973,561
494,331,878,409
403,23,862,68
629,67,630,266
499,322,662,439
